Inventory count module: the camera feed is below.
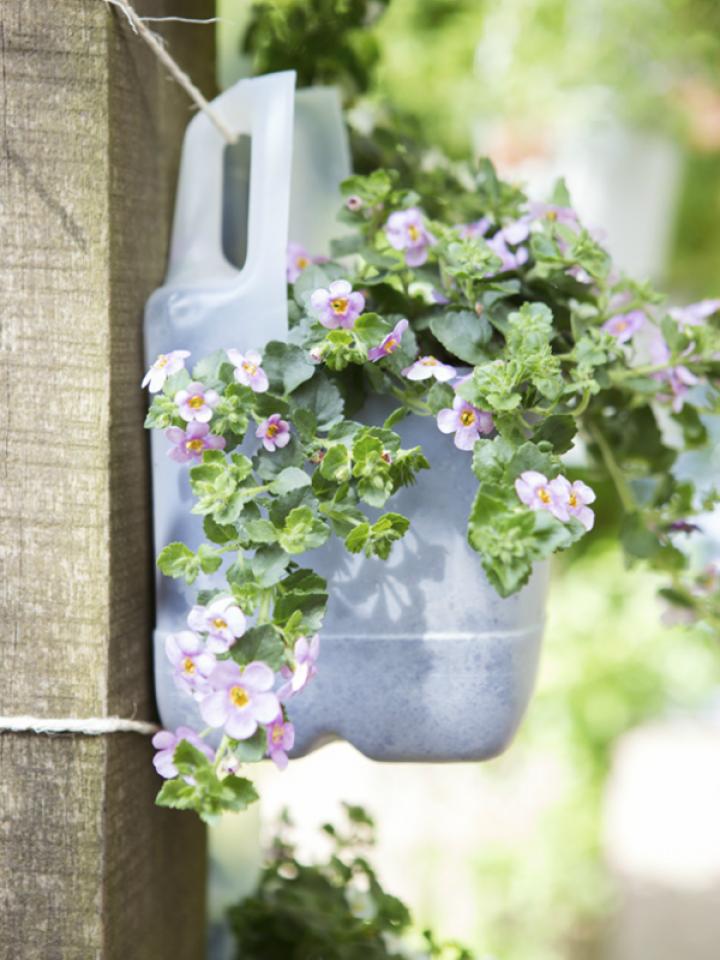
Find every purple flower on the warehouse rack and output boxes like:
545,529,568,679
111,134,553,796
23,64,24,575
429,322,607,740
601,310,645,344
174,381,220,423
256,414,291,452
670,299,720,329
165,422,226,463
200,660,280,740
226,349,269,393
567,264,592,285
649,332,699,412
287,243,314,283
528,202,579,228
265,713,295,770
669,520,701,534
515,471,569,522
402,356,456,382
165,630,216,698
187,595,246,654
278,634,320,702
310,279,365,330
152,726,215,780
142,350,190,393
550,476,596,531
486,226,530,273
368,318,409,362
457,217,492,240
385,208,434,267
437,395,494,450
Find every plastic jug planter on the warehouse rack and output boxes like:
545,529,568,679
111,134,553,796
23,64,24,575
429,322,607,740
290,392,549,762
145,71,549,767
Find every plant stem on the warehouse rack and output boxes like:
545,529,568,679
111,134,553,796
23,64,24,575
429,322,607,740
587,422,635,513
257,588,274,625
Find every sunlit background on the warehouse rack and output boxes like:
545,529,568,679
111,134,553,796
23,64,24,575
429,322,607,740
209,2,720,957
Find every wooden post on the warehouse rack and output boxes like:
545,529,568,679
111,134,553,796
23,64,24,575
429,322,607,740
0,3,215,956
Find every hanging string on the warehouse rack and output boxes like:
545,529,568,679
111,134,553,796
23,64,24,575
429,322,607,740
101,0,238,145
0,714,160,736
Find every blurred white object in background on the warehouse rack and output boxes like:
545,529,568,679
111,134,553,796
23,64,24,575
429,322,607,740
603,707,720,959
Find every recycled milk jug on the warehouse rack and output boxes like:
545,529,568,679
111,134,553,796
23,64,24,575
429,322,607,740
145,72,549,762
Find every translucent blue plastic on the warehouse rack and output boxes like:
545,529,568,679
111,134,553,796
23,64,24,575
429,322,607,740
144,73,548,762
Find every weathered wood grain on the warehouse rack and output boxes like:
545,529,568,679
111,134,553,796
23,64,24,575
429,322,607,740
0,2,216,957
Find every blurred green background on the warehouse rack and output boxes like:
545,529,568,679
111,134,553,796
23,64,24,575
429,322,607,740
211,2,720,957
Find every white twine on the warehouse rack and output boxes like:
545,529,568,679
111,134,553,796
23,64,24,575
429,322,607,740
101,0,238,145
0,715,159,736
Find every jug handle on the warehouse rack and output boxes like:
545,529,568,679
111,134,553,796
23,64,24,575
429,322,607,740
165,71,296,324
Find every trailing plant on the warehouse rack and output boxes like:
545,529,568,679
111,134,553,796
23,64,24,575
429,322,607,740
144,157,720,819
228,803,477,959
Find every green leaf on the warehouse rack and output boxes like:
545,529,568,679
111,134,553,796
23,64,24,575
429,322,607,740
203,516,237,545
430,309,492,364
319,444,351,482
245,519,279,544
231,728,267,763
620,512,661,559
156,778,197,811
232,624,285,670
290,372,344,431
262,341,316,395
250,544,292,587
532,415,577,453
426,381,455,414
277,506,330,554
354,312,391,346
157,542,199,583
269,466,311,496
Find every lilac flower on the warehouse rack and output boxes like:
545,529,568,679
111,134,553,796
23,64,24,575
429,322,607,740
437,395,494,450
528,202,579,228
226,349,269,393
256,413,291,452
486,221,530,273
368,318,409,362
142,350,190,393
550,476,596,531
166,422,226,463
165,630,216,698
187,596,246,654
287,242,315,283
385,208,434,267
402,356,457,382
649,331,699,412
601,310,645,344
669,520,701,534
670,299,720,329
265,713,295,770
174,381,220,423
567,264,592,285
515,471,569,522
457,217,492,240
346,195,363,212
278,634,320,702
310,279,365,330
200,660,280,740
152,726,215,780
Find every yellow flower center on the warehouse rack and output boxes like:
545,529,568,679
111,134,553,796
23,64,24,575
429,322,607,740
212,617,227,630
384,337,398,352
186,439,204,453
460,409,476,427
408,224,421,242
297,256,310,270
188,394,204,409
266,422,279,438
538,487,551,505
568,492,578,508
615,320,628,332
156,354,169,368
272,725,284,744
182,657,196,675
230,686,250,708
330,297,349,314
242,360,258,376
546,210,558,222
421,356,438,366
